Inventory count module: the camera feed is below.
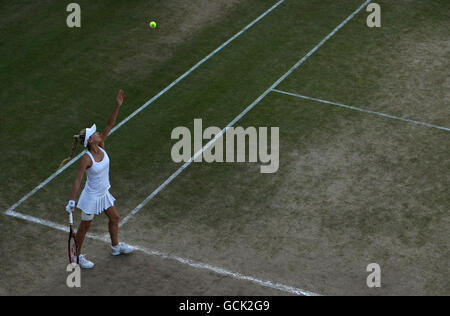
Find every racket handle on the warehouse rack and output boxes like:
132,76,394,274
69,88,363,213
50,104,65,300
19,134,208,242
69,212,73,225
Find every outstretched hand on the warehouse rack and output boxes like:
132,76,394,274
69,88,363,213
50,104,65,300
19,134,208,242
116,89,125,106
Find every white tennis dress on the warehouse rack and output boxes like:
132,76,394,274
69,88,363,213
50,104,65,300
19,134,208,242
77,146,115,215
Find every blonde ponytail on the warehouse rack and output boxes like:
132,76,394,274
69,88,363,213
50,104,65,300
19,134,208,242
58,129,86,170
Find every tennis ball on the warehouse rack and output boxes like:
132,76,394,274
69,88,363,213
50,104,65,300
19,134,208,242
149,21,157,29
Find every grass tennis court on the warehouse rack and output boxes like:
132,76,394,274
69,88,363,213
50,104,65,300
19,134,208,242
1,0,448,296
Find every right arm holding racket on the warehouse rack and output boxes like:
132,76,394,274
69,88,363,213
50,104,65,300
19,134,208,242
66,157,89,264
65,156,90,213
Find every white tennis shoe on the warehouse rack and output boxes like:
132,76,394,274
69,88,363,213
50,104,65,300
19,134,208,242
111,243,134,256
73,254,94,269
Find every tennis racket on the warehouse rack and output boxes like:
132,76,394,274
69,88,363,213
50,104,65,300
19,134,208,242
68,212,79,264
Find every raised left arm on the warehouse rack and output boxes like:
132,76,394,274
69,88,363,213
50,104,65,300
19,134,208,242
101,89,125,145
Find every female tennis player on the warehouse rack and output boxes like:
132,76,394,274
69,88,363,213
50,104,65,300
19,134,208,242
60,89,133,269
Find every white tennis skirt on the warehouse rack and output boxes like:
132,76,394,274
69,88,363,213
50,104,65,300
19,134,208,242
77,189,116,215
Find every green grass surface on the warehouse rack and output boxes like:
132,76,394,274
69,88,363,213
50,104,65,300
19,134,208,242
7,0,362,224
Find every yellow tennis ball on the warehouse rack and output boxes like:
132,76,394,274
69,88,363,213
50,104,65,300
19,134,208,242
149,21,157,29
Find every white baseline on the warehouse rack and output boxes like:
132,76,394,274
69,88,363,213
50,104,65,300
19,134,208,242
5,209,319,296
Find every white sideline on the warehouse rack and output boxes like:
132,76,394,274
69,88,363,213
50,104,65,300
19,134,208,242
3,0,286,215
272,89,450,132
120,0,373,226
4,209,319,296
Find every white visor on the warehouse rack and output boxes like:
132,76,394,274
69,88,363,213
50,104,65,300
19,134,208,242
84,124,96,147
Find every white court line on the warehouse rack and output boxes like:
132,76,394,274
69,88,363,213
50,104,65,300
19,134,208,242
3,0,286,215
5,210,102,241
4,209,319,296
119,0,373,227
272,89,450,132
